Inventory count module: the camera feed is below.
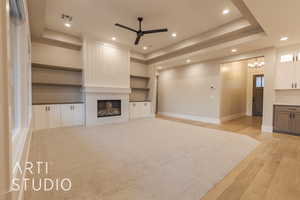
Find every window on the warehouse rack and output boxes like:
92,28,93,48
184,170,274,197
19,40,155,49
280,54,293,63
256,76,264,88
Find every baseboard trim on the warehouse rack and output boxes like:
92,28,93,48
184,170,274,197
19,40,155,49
261,125,273,133
159,112,220,124
220,113,246,123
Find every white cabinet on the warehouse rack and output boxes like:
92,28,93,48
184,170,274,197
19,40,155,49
33,103,84,131
275,49,300,89
61,104,84,127
48,105,61,128
33,105,49,131
33,105,61,130
130,102,152,119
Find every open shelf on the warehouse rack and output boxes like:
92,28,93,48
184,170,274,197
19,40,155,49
32,63,82,72
32,63,83,105
131,87,150,91
130,75,150,80
32,82,82,87
32,102,84,105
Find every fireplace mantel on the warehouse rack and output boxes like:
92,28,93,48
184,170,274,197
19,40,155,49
84,86,131,94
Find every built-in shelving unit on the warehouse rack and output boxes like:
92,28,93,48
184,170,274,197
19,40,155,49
130,75,150,80
131,87,150,91
130,75,150,102
32,63,83,105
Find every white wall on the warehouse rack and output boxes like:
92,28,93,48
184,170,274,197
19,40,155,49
158,61,221,123
83,38,130,88
31,42,82,69
220,61,247,121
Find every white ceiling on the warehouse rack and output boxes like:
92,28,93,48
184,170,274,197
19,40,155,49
243,0,300,47
44,0,242,53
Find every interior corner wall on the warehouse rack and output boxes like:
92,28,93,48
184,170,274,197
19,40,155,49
31,42,82,69
157,61,221,122
219,61,247,121
261,49,276,131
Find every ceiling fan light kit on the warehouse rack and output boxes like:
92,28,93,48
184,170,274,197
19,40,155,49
115,17,168,45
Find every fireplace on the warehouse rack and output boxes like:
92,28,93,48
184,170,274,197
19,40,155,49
97,100,121,118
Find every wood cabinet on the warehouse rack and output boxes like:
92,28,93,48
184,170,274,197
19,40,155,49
130,102,152,119
33,103,84,131
274,105,300,135
275,49,300,90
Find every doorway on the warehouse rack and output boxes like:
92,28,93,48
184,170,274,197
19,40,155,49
252,74,264,116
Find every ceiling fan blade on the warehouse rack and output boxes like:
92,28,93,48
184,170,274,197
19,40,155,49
134,35,141,45
142,28,168,34
115,23,137,33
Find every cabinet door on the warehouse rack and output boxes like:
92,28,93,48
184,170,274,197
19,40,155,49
73,104,84,126
48,105,61,128
291,112,300,135
130,103,138,119
274,110,292,133
142,102,151,117
33,105,49,130
275,52,295,89
61,104,75,127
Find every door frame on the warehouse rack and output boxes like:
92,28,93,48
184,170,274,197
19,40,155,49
252,74,264,116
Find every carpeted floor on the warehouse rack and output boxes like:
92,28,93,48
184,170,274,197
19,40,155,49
25,118,259,200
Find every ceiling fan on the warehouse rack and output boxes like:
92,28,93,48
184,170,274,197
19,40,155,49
115,17,168,45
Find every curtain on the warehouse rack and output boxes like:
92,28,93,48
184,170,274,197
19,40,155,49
9,0,25,23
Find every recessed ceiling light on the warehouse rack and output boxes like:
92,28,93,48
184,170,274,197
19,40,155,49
186,59,191,63
157,66,163,70
143,46,148,50
64,23,71,28
280,36,288,41
112,37,116,41
172,33,177,38
231,49,237,53
223,9,230,15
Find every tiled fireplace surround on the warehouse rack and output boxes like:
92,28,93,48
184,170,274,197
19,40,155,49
85,86,131,126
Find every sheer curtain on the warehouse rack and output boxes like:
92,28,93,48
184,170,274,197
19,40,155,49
9,0,31,137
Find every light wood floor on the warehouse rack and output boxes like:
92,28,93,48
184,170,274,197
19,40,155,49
157,115,300,200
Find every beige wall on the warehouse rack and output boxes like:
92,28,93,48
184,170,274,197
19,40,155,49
156,48,277,131
220,61,247,120
130,61,149,77
275,90,300,105
158,61,221,121
31,42,82,69
0,0,11,199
